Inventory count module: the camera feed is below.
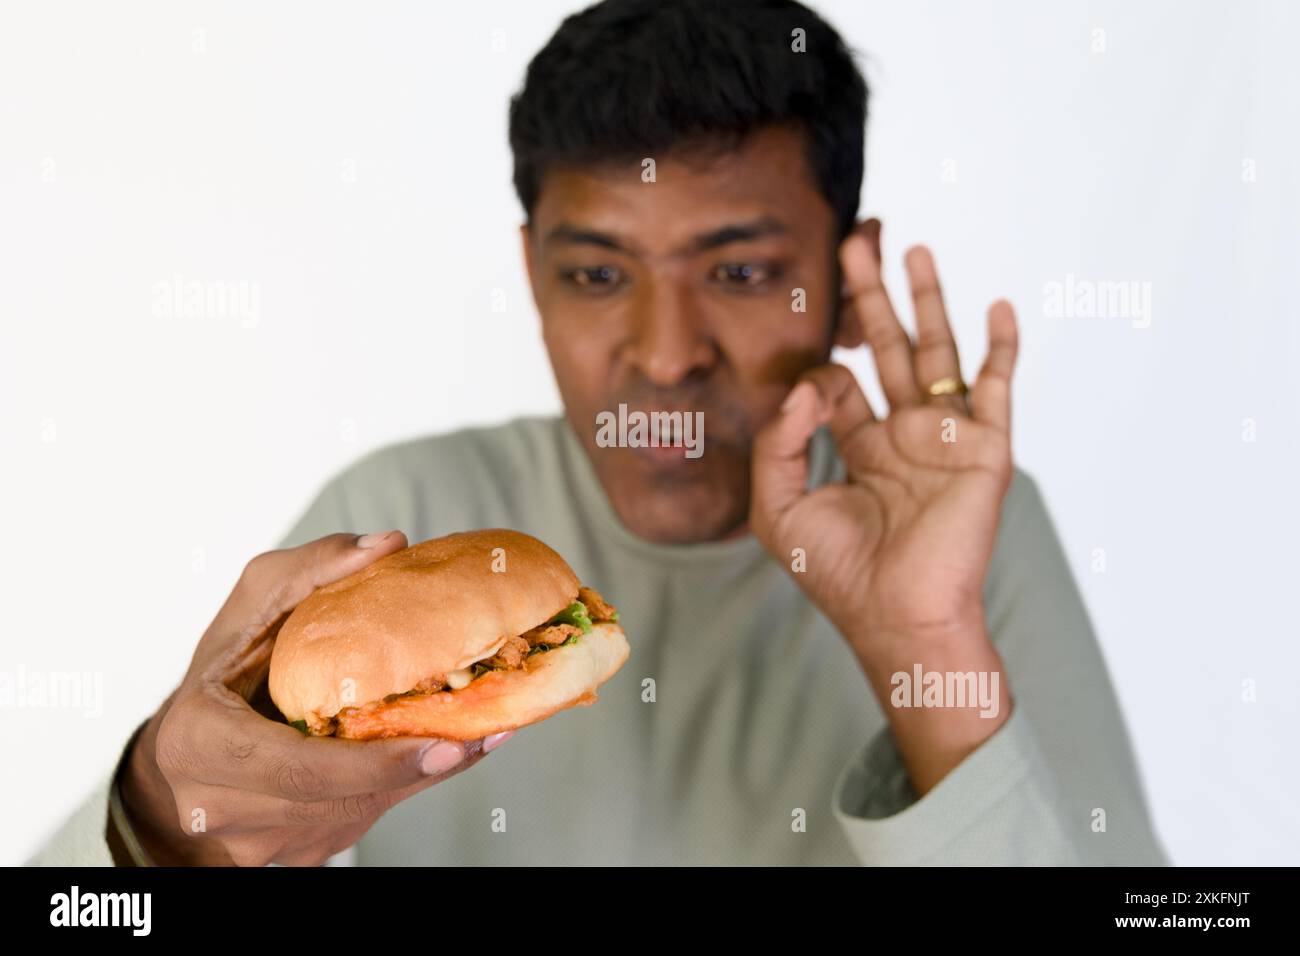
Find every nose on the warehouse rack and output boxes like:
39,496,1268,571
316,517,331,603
624,278,717,387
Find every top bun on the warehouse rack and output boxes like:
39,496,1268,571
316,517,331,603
269,529,581,724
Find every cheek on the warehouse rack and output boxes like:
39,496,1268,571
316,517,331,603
706,265,837,376
540,316,613,410
713,312,833,389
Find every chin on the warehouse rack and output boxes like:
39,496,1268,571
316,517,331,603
608,475,750,544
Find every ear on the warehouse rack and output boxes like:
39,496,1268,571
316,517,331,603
832,217,882,349
520,222,537,294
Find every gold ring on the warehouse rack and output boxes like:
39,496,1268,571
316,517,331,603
925,375,967,398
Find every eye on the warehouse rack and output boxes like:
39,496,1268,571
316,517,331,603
560,265,624,289
711,262,778,286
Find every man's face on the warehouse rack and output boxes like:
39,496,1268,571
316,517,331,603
523,124,845,544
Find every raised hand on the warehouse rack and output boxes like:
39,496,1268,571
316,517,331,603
749,222,1020,792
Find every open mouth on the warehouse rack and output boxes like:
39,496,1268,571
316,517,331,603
650,413,686,446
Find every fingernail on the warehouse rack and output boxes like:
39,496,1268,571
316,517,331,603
483,731,515,753
419,741,464,775
357,531,395,549
782,384,810,414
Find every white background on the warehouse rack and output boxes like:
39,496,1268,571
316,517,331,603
2,0,1296,865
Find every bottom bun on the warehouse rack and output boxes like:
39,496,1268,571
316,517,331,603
333,622,630,741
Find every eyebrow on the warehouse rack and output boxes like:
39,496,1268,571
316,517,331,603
543,215,789,257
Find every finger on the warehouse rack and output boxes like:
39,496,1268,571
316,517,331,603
181,743,492,834
218,531,408,650
170,782,393,835
269,820,375,867
164,689,475,801
839,234,922,410
220,833,285,868
189,531,411,696
903,245,966,413
833,219,880,349
970,299,1019,431
793,364,876,449
750,381,822,534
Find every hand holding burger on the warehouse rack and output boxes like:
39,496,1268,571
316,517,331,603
116,528,626,867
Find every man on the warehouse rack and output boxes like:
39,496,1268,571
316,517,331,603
29,0,1166,866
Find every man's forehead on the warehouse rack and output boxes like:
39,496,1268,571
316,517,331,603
531,126,829,254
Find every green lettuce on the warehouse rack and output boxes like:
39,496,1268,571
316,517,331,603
548,601,593,634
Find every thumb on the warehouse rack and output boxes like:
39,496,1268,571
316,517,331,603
193,531,409,689
750,383,824,545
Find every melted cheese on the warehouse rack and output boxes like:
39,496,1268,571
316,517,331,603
445,667,474,690
442,635,513,692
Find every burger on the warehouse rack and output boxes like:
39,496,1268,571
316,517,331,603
268,529,629,741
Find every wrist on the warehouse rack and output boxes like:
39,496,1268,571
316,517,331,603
118,713,231,866
847,604,987,679
848,611,1014,797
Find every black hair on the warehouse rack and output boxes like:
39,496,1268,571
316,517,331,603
508,0,869,239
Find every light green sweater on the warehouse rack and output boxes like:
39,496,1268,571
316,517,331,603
28,416,1167,865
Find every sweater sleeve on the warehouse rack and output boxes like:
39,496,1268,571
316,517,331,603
831,468,1170,866
25,763,122,866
